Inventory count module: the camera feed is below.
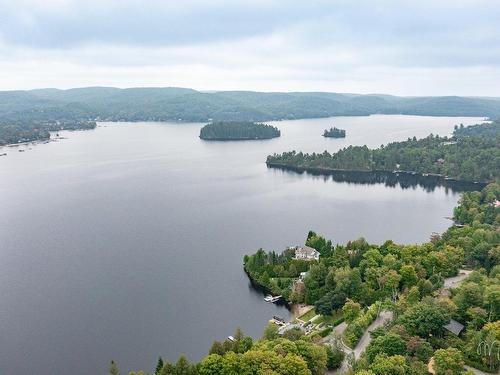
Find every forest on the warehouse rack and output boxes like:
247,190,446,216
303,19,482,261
0,119,96,145
267,120,500,183
199,121,280,140
323,127,346,138
454,121,500,138
113,182,499,375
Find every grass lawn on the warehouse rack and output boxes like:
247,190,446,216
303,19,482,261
314,310,343,325
298,308,317,322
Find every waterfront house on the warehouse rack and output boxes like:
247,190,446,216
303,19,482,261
293,246,320,261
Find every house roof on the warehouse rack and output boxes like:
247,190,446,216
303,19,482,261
443,319,464,335
295,245,320,256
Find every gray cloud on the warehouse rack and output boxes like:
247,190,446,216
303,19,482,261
0,0,322,48
0,0,499,94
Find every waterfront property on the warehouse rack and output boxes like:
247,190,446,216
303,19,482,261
291,245,320,261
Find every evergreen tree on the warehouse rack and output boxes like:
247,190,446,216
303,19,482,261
155,357,164,375
109,360,120,375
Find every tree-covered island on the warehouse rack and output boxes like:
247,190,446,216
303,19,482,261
323,127,346,138
267,120,500,183
199,121,281,140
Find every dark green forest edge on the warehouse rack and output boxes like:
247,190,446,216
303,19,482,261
1,87,500,145
267,120,500,183
323,127,346,138
199,121,280,140
0,119,96,146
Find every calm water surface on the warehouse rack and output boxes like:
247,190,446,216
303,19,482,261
0,115,484,374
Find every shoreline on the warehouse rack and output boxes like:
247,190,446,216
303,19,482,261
199,136,280,141
266,161,491,186
1,114,489,147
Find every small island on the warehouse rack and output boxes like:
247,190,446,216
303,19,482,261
323,127,346,138
199,121,280,141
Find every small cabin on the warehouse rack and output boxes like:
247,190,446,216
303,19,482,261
443,319,464,336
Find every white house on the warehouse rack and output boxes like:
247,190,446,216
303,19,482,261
292,245,320,261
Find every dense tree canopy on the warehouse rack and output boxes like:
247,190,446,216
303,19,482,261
323,127,346,138
199,121,280,140
454,120,500,139
0,119,96,145
267,121,500,183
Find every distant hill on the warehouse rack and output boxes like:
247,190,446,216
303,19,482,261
1,87,499,123
1,87,499,145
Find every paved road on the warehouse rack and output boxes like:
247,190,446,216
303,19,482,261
324,311,393,374
444,269,472,289
353,310,393,359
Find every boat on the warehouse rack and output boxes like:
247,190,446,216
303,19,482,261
270,316,286,326
264,295,282,303
273,315,286,323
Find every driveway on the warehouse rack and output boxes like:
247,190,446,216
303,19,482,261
353,310,393,359
444,269,472,289
324,310,393,374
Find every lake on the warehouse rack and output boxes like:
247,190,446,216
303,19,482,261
0,115,485,375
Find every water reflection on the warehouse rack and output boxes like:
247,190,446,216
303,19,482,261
268,165,484,193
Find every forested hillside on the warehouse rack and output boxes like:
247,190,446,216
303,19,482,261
2,88,500,123
1,87,500,145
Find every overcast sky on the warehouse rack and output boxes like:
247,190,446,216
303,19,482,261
1,0,499,95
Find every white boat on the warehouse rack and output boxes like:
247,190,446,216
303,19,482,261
264,295,282,303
